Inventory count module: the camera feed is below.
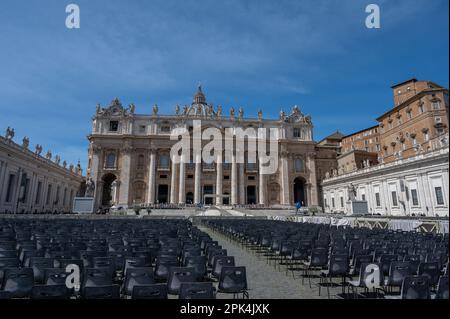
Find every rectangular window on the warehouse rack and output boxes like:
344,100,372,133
331,197,335,208
293,128,301,138
35,181,42,204
432,102,440,110
340,197,344,208
411,189,419,206
22,178,30,203
391,191,398,207
361,194,366,201
435,187,444,205
324,198,327,207
375,193,381,207
46,184,52,205
5,174,16,203
109,121,119,132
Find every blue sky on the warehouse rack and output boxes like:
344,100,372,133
0,0,448,171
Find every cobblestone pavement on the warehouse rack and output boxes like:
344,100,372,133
200,226,347,299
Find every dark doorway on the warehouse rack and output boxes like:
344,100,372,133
101,174,117,207
203,185,213,205
186,192,194,204
293,177,307,206
223,192,230,205
246,186,257,205
157,185,169,203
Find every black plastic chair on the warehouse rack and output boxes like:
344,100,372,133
418,262,440,287
82,285,120,299
1,268,34,298
212,256,235,279
184,256,207,280
82,267,113,289
302,248,328,288
384,261,411,294
31,284,70,299
123,267,154,296
348,262,384,299
386,276,430,299
179,282,215,299
30,257,55,284
434,276,448,299
167,267,197,295
131,284,168,299
44,268,69,286
218,266,249,299
319,254,349,298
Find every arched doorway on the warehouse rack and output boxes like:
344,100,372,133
293,177,307,206
101,173,117,207
186,192,194,204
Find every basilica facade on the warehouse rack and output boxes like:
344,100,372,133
87,87,334,211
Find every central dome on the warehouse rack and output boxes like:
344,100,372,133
193,85,206,105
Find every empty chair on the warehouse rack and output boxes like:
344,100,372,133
384,261,411,293
179,282,215,299
207,249,227,267
348,263,384,299
302,248,329,288
123,267,154,296
379,255,399,275
123,257,151,275
212,256,235,279
29,257,55,284
418,262,440,287
319,254,349,298
82,267,113,288
167,267,197,295
44,268,70,286
31,284,70,299
82,285,120,299
350,255,373,276
131,284,168,299
403,255,421,274
386,276,430,300
155,257,179,281
218,266,248,299
184,256,207,280
1,268,34,298
434,276,448,299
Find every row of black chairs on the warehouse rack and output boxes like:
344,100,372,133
205,219,448,299
0,218,248,299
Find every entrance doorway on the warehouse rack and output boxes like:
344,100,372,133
157,185,169,203
101,174,117,207
293,177,307,206
203,185,214,205
186,192,194,204
246,186,257,205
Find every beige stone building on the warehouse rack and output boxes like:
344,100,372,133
87,87,324,211
0,129,84,214
322,78,449,217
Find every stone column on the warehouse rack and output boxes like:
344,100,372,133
194,152,202,204
231,152,238,205
239,163,245,205
146,149,156,204
280,152,290,205
118,143,132,207
178,153,186,204
258,160,266,206
170,155,178,204
306,152,319,206
0,161,7,206
215,151,223,205
90,145,102,209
